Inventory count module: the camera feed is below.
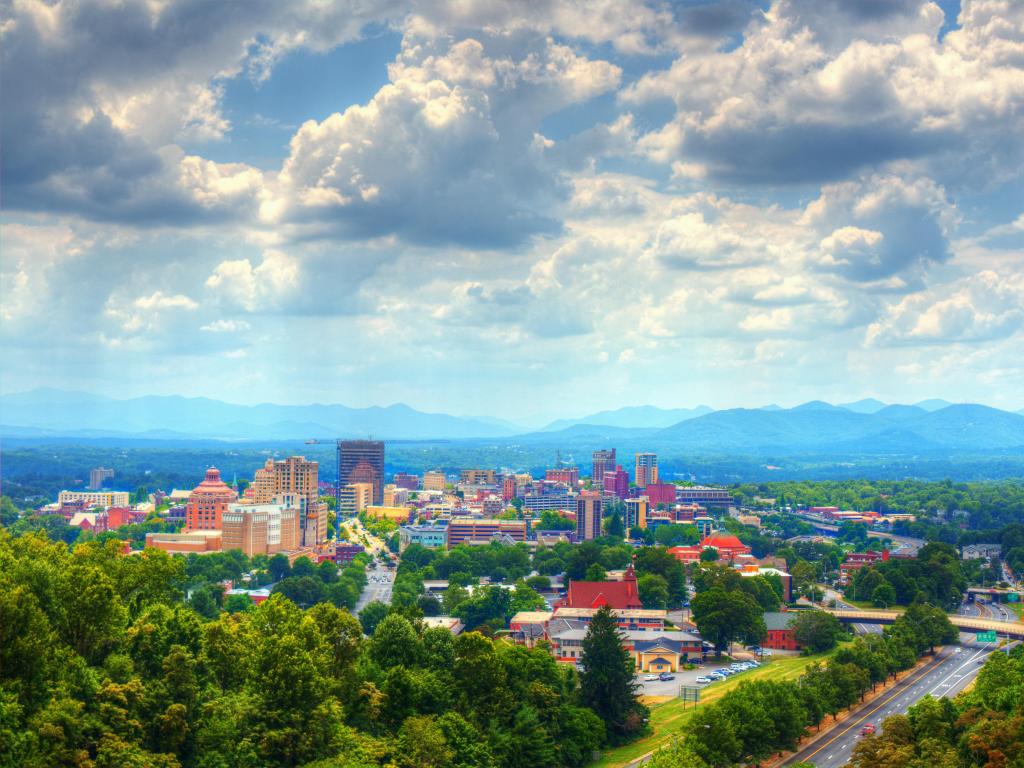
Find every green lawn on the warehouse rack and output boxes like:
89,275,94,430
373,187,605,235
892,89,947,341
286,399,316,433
591,650,838,768
1006,601,1022,620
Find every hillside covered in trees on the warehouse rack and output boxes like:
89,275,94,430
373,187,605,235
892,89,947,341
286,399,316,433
0,530,639,768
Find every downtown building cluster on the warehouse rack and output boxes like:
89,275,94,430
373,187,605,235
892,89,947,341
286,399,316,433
144,456,331,561
393,447,734,553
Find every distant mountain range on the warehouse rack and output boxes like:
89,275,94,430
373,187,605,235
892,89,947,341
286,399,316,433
539,405,713,431
2,389,1023,452
0,388,513,441
649,403,1024,452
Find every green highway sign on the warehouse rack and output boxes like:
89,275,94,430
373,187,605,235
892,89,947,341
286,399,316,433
976,630,997,643
1008,593,1019,603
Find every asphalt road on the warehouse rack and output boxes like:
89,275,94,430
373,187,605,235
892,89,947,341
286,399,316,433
824,588,881,635
355,564,394,612
338,517,396,612
959,598,1015,622
782,635,1001,768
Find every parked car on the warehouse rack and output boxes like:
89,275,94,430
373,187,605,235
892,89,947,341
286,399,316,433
658,673,676,681
860,724,876,736
643,674,660,681
695,677,713,684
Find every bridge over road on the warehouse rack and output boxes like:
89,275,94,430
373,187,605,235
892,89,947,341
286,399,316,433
825,609,1024,639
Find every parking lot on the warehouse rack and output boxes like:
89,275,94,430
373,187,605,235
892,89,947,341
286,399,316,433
635,658,767,697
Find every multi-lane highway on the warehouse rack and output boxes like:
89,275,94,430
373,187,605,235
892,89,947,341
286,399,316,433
959,597,1015,622
824,588,881,635
783,634,1002,768
791,515,925,556
785,597,1019,768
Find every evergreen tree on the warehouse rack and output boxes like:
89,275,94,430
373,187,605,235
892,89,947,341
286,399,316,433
579,606,646,743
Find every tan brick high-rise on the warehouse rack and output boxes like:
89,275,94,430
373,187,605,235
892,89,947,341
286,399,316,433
247,456,325,547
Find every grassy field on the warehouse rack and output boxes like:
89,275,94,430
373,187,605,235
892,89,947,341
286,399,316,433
1006,601,1022,620
591,650,838,768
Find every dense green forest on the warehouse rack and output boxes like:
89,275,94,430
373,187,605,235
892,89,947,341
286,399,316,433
0,529,651,768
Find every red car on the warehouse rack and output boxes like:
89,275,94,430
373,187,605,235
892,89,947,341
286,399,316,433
859,724,876,736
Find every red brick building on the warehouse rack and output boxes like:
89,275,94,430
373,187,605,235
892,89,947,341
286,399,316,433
762,612,800,650
546,468,580,486
668,545,703,563
186,467,238,531
560,564,643,609
645,482,677,507
502,476,517,501
700,533,752,562
602,466,630,499
839,549,889,583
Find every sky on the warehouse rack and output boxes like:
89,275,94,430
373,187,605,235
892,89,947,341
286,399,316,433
2,0,1023,424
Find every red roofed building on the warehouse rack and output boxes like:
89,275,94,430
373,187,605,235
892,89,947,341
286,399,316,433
668,545,703,563
561,564,643,609
839,549,889,583
186,467,238,531
105,506,134,529
700,533,752,561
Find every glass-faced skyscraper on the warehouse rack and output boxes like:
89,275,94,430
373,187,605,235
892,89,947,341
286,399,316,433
336,439,385,506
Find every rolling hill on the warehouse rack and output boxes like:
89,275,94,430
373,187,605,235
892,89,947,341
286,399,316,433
4,389,1023,452
651,403,1024,453
539,404,713,431
838,398,888,414
0,388,514,440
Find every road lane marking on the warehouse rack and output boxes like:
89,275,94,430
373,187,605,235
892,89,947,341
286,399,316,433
927,644,992,696
785,653,949,765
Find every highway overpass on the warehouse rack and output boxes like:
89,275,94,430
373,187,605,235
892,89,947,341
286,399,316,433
793,515,924,554
826,609,1024,639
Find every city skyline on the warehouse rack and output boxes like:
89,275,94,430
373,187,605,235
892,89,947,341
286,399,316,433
3,0,1023,423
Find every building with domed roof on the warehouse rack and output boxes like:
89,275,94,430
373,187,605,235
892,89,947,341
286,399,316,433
185,467,237,531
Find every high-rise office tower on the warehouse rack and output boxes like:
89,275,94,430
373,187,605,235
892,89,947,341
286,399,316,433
88,467,114,490
249,456,319,504
249,456,324,547
422,471,447,491
624,496,648,530
576,491,603,541
337,440,385,506
592,449,616,486
635,452,658,488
